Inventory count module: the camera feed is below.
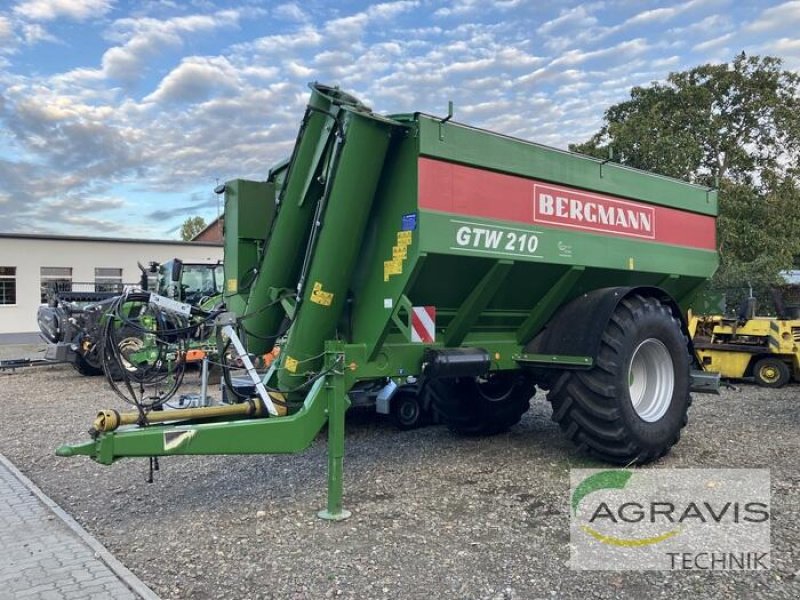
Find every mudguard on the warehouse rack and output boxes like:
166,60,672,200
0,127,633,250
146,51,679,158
524,286,692,363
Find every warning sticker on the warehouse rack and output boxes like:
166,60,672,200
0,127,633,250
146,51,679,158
383,230,413,282
285,356,299,373
227,278,238,293
310,281,334,306
410,306,436,343
384,259,402,278
163,429,196,452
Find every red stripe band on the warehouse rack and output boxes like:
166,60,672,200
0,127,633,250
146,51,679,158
418,157,716,250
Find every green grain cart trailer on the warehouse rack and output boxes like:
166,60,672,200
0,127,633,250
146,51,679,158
58,84,719,519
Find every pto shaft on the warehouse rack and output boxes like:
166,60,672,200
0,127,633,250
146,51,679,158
90,398,277,434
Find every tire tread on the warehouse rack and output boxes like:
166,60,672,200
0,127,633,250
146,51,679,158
547,295,691,465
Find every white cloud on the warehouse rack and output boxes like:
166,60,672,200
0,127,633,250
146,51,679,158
13,0,114,22
100,10,241,83
0,15,12,37
550,38,650,68
286,60,314,78
234,26,323,56
650,55,681,70
434,0,522,17
771,37,800,51
692,33,734,52
762,37,800,69
667,14,732,36
273,3,308,23
539,0,730,52
434,0,481,17
624,6,682,26
747,1,800,32
49,195,126,210
622,0,727,27
143,56,239,104
22,22,58,44
366,1,419,20
324,13,369,39
537,5,600,35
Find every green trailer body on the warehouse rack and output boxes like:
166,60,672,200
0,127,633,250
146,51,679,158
58,84,719,519
220,179,276,318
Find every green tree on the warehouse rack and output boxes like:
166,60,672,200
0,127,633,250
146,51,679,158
714,178,800,288
570,53,800,287
571,53,800,185
180,216,207,241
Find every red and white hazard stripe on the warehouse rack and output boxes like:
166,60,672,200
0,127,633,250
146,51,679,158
411,306,436,343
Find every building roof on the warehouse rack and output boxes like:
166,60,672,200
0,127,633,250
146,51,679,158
0,232,223,247
192,215,224,242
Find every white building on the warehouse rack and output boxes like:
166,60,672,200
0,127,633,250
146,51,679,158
0,233,223,335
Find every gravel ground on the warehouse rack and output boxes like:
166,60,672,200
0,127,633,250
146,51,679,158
0,344,798,599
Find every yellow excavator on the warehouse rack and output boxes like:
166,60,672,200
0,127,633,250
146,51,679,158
689,284,800,388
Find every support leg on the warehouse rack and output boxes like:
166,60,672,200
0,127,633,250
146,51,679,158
317,344,351,521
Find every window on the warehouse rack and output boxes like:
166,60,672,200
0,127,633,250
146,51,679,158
0,267,16,305
40,267,73,303
95,267,123,292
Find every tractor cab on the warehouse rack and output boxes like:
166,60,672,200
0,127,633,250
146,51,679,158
155,259,223,304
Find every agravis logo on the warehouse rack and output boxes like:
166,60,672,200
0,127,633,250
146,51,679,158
572,470,681,547
569,469,771,571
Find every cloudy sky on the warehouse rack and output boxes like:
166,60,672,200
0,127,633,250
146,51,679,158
0,0,797,239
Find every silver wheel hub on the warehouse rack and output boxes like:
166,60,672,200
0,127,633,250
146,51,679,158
628,338,674,422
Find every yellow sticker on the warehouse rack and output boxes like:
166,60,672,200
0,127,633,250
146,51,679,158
383,259,402,281
628,257,635,270
285,356,298,373
310,281,334,306
227,278,238,293
383,230,413,281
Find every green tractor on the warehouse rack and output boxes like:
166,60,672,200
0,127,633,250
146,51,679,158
38,259,223,377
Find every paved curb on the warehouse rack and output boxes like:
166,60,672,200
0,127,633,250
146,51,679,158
0,453,161,600
0,332,41,345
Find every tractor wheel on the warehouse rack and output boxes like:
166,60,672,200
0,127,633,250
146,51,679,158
390,389,428,430
753,358,790,388
428,371,534,436
547,294,691,464
72,352,103,377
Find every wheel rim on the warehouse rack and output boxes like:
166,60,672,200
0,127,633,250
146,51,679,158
759,364,779,383
628,338,674,422
118,337,145,371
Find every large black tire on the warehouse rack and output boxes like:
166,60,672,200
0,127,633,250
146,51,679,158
752,357,790,388
428,371,534,436
548,294,691,464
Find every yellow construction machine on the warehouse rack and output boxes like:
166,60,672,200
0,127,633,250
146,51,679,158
689,286,800,388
